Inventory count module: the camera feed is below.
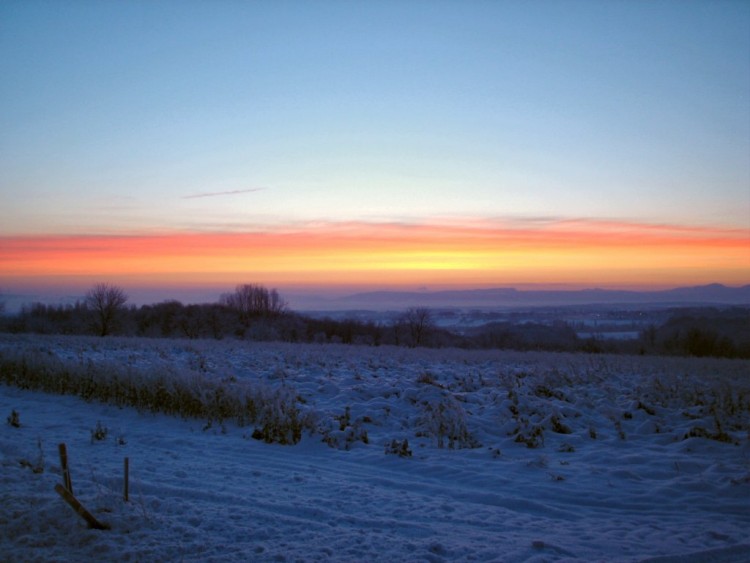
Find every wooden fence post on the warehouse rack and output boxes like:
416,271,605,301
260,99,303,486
58,443,73,493
123,457,129,502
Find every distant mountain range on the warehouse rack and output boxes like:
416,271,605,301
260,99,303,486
322,284,750,311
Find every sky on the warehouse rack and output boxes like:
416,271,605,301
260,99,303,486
1,0,749,306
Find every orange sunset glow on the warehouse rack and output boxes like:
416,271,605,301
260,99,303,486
2,220,748,292
2,1,750,310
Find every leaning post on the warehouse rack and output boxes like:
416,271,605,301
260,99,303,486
58,443,73,493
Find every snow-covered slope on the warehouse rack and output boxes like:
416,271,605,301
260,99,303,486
1,335,749,562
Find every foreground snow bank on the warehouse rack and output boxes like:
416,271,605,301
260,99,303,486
1,334,749,561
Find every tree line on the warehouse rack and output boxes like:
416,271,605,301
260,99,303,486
0,286,454,348
1,283,748,358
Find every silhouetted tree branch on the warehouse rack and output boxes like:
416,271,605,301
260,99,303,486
400,307,434,347
220,284,287,326
85,283,128,336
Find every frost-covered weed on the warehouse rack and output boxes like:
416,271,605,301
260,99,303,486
385,438,412,457
514,420,545,448
250,384,311,445
416,372,440,387
419,394,480,449
91,421,109,442
1,334,749,453
549,415,572,434
19,438,44,474
641,359,750,443
321,406,370,450
6,409,20,428
0,338,314,445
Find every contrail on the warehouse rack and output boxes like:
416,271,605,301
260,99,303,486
182,188,266,199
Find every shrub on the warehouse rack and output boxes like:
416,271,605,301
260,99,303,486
91,421,108,442
549,415,572,434
385,438,412,457
514,423,545,449
420,395,481,449
322,407,369,450
251,385,309,445
0,344,314,445
7,409,20,428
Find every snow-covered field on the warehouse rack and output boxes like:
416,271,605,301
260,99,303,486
1,334,749,562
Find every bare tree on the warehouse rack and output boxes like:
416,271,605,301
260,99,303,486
220,284,287,326
85,283,128,336
400,307,434,347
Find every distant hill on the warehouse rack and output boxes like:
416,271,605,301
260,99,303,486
327,284,750,311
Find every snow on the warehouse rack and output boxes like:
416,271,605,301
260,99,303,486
1,334,749,562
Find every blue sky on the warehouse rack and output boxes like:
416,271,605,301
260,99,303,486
2,0,748,237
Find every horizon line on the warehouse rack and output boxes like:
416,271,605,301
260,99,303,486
1,280,748,304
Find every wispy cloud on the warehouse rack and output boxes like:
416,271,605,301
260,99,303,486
182,188,266,200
